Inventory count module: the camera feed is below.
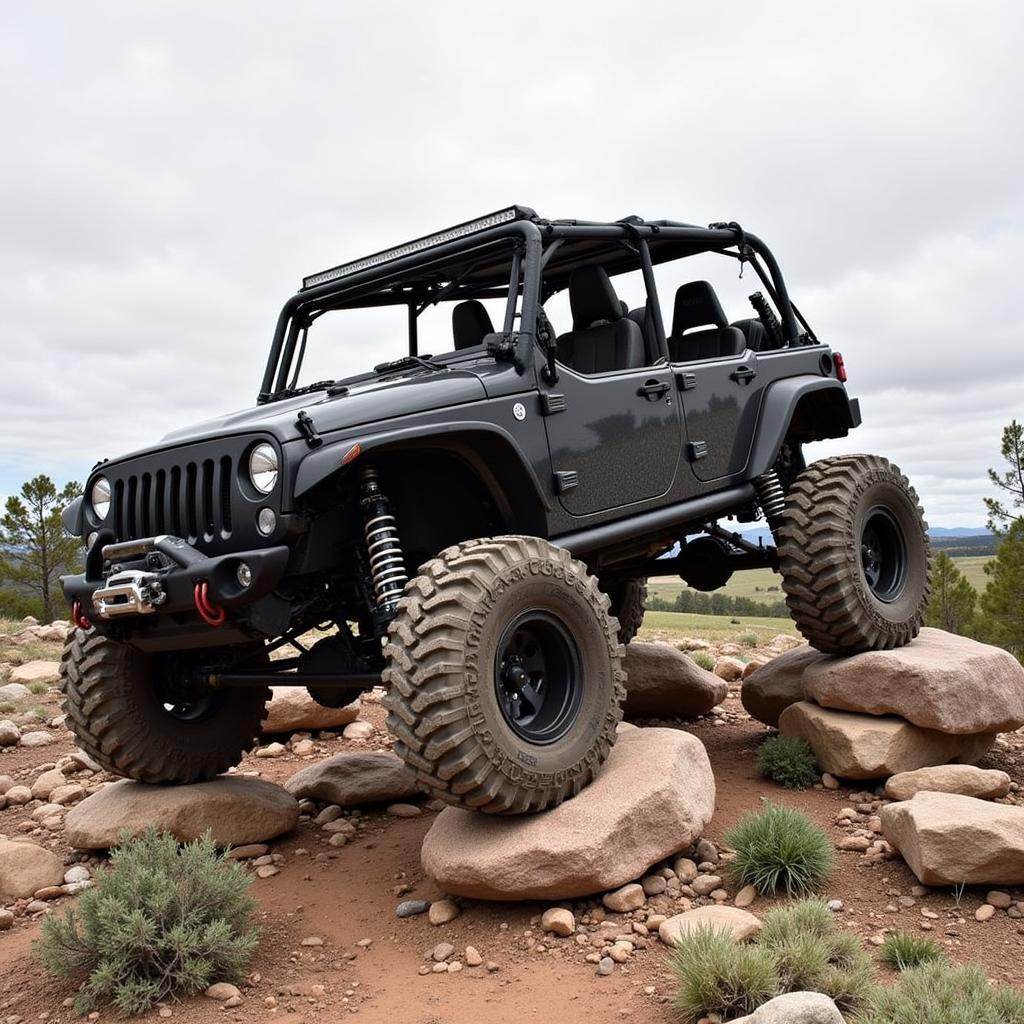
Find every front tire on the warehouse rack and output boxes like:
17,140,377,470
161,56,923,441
60,629,270,784
382,536,626,814
776,455,930,654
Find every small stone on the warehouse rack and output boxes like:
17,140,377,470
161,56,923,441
734,885,757,909
608,945,630,963
465,945,482,967
343,721,375,741
63,865,92,885
838,835,872,852
256,742,286,758
603,883,645,913
694,838,719,864
225,844,270,861
673,857,698,883
428,899,460,926
223,995,243,1008
396,899,430,918
486,961,500,973
301,936,324,946
827,899,844,912
158,1007,172,1018
292,739,316,756
255,865,279,879
431,942,455,962
641,875,667,896
596,956,615,976
0,909,14,931
976,904,996,922
987,891,1012,909
821,772,840,790
205,983,241,1001
690,874,722,897
447,961,463,973
18,731,55,748
431,962,448,973
386,803,422,818
541,907,575,937
315,806,343,826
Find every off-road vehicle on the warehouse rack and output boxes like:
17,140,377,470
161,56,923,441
60,207,930,813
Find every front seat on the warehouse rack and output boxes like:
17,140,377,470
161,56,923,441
667,281,745,362
555,265,644,374
452,300,495,350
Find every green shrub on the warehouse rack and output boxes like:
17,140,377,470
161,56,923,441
855,961,1024,1023
36,828,259,1015
671,901,874,1022
28,681,49,695
738,632,760,647
726,802,832,895
757,735,819,789
670,924,779,1023
689,650,716,671
879,931,944,972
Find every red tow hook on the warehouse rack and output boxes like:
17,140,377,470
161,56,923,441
193,581,226,627
71,598,91,631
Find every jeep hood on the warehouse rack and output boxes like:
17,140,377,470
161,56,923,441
157,367,488,449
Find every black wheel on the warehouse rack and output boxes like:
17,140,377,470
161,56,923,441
60,628,270,784
776,454,931,654
606,577,648,644
381,535,625,814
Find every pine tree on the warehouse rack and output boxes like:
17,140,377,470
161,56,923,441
978,519,1024,661
0,475,82,622
924,552,977,636
984,419,1024,534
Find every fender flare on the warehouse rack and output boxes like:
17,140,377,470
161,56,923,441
747,376,861,478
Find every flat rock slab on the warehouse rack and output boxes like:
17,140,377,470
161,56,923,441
622,642,727,717
8,661,61,687
658,905,762,945
748,628,1024,735
730,992,844,1024
884,764,1011,802
420,727,715,901
285,751,420,807
263,687,360,734
65,777,299,849
0,840,66,898
881,791,1024,886
778,702,994,780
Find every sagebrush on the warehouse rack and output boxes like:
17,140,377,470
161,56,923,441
726,801,832,895
36,828,259,1015
879,931,944,972
688,650,716,671
757,735,819,789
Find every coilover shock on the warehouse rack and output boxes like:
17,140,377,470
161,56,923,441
754,469,787,532
359,467,408,618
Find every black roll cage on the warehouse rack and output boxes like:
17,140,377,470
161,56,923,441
259,212,809,403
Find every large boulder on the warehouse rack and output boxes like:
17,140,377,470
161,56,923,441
768,629,1024,735
730,992,844,1024
0,840,66,898
65,777,299,849
884,764,1011,802
420,727,715,900
740,646,820,727
881,791,1024,886
778,702,994,780
262,687,360,734
622,642,727,717
8,661,61,687
284,751,420,806
658,905,762,945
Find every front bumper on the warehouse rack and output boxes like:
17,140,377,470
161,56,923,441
61,534,290,622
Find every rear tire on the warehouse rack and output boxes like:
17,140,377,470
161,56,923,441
382,536,625,814
607,577,648,644
776,455,930,654
60,628,269,784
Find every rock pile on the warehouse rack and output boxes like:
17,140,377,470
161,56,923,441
742,629,1024,779
420,726,715,900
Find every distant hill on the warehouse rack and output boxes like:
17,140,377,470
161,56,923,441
738,526,995,556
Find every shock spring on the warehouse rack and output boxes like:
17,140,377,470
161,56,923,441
754,469,787,530
360,467,408,612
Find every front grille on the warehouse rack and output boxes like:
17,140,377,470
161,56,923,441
112,455,235,546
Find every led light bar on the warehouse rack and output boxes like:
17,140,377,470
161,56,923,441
302,206,526,290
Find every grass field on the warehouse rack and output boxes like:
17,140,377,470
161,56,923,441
639,609,797,643
648,554,993,609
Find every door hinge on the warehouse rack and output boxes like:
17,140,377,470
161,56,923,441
540,392,567,415
687,441,708,462
553,470,578,493
677,372,697,391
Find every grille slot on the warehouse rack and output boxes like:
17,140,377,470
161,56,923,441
110,457,234,546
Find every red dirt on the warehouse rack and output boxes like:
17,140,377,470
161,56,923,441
3,676,1024,1022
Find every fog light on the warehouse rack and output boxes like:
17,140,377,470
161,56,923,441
257,508,276,535
86,531,99,550
236,562,253,588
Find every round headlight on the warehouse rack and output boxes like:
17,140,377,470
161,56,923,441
249,443,279,494
90,477,111,521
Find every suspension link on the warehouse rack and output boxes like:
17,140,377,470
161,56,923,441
359,467,408,620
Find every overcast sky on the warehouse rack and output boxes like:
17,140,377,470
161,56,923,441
2,2,1022,526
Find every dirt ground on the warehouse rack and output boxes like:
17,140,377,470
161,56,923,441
2,631,1024,1024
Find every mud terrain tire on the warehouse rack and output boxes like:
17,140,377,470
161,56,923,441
382,536,626,814
607,577,648,644
60,628,269,784
777,455,930,654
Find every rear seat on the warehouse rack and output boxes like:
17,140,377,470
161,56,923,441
667,281,745,362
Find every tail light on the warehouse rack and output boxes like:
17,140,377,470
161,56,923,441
833,352,848,382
